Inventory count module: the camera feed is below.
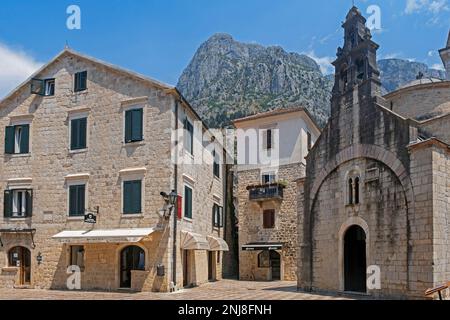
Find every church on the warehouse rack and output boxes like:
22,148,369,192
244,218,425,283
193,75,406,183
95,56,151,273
297,7,450,299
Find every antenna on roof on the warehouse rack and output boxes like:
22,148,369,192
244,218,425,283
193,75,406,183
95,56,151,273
64,41,70,49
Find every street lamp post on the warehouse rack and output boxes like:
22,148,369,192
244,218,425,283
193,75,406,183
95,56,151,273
168,190,178,291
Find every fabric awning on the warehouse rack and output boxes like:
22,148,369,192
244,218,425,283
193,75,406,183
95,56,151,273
242,243,283,251
52,228,155,244
180,231,210,250
207,236,229,252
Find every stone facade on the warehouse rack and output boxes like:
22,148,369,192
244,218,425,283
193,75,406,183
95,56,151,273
299,7,450,299
0,49,226,292
234,108,320,282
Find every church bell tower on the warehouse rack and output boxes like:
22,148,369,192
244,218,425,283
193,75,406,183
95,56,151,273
331,6,382,116
439,31,450,80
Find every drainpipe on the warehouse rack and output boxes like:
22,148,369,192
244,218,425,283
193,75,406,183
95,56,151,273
172,100,179,290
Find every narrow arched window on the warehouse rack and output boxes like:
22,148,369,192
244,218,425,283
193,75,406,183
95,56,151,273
348,178,353,205
354,177,360,204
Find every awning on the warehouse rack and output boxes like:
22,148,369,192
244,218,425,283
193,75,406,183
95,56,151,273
180,231,210,250
207,236,229,252
52,228,155,244
242,243,283,251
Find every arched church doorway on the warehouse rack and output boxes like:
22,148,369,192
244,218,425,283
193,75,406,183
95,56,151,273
344,225,367,293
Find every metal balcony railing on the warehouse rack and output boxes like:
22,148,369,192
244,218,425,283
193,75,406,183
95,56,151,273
247,183,285,201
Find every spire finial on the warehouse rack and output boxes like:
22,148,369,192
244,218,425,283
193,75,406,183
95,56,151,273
64,41,70,50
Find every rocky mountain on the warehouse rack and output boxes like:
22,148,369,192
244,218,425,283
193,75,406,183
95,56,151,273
378,59,446,93
178,33,446,128
177,33,333,128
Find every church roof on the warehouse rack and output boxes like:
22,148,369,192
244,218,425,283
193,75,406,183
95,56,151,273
400,77,444,89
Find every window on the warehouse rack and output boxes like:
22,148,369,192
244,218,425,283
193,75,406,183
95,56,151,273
184,185,193,219
307,132,312,151
70,245,85,270
5,124,30,155
184,119,194,155
262,173,276,184
31,78,55,96
44,79,55,96
125,109,143,143
263,209,275,229
4,189,33,218
74,71,87,92
354,177,360,205
213,149,220,178
348,175,361,205
258,251,270,268
123,180,142,214
263,129,273,150
70,118,87,150
212,204,224,228
69,185,86,217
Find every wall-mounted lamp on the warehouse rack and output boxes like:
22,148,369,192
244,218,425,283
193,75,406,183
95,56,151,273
36,252,43,265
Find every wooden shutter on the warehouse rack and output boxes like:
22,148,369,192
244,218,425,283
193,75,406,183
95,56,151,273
4,190,12,218
212,205,216,227
131,109,143,142
133,180,142,213
5,126,15,154
25,190,33,217
78,185,85,215
125,110,133,143
69,186,78,216
263,210,275,229
184,186,192,219
20,125,30,154
79,118,87,149
219,206,224,228
123,181,132,214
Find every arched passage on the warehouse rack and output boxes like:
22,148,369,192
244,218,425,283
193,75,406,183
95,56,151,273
120,245,145,288
344,225,367,293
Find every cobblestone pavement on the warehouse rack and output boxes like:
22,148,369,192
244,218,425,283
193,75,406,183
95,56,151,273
0,280,354,300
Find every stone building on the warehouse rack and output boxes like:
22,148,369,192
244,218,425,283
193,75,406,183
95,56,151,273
439,31,450,80
234,108,320,281
298,7,450,299
0,48,228,292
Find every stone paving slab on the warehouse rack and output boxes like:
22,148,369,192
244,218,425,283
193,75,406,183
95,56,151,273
0,280,354,300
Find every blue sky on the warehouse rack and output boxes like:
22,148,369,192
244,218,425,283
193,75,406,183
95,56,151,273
0,0,449,97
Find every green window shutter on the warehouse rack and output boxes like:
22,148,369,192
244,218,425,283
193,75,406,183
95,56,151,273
25,190,33,217
125,111,133,143
71,119,78,150
4,190,12,218
123,181,132,214
184,186,192,219
212,205,216,227
79,118,87,149
219,206,224,228
5,126,15,154
133,180,142,213
69,186,77,216
78,185,85,215
20,125,30,154
74,71,87,92
131,109,143,142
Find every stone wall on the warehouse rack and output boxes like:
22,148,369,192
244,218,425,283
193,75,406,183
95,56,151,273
0,51,225,292
237,163,305,281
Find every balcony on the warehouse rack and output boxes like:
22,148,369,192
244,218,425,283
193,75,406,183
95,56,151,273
247,183,285,202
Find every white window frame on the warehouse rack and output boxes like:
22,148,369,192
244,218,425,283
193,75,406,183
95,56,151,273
12,190,27,218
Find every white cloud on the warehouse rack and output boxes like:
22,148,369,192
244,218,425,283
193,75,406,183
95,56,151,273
0,42,43,99
304,50,334,75
405,0,449,14
431,63,445,70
